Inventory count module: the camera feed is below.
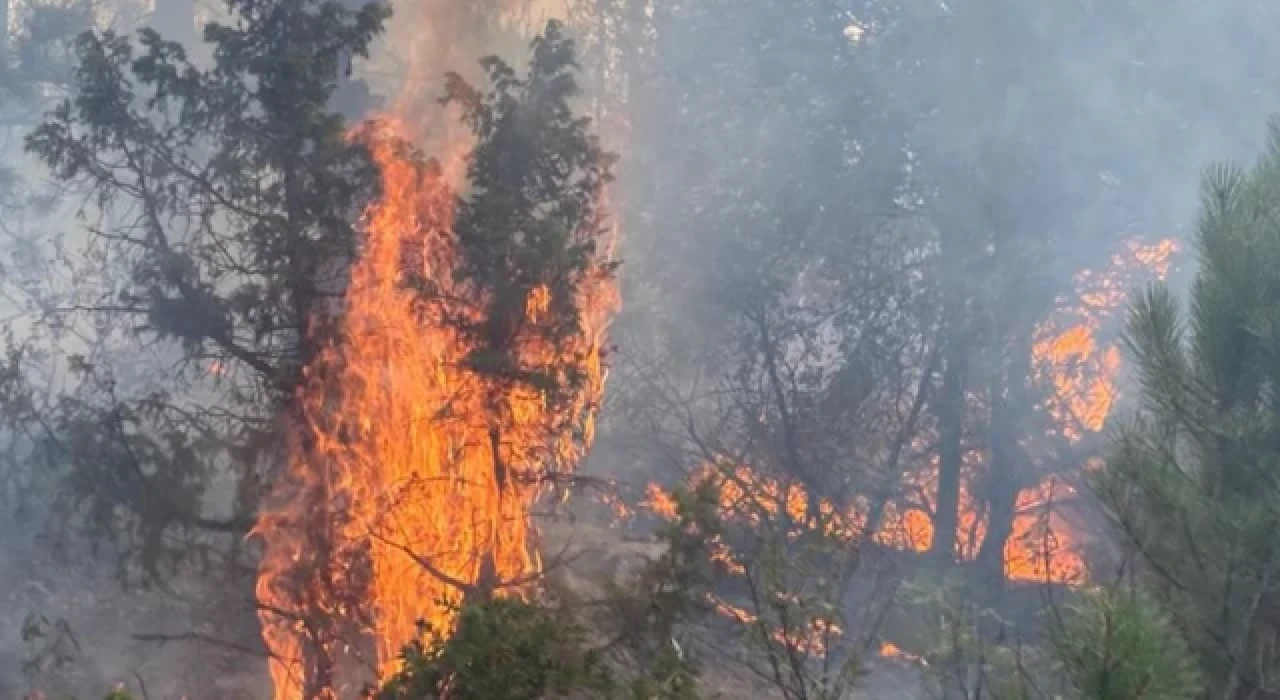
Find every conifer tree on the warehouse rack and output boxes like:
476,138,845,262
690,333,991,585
1090,118,1280,699
1053,589,1203,700
13,0,389,582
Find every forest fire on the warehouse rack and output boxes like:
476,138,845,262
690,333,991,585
7,0,1272,694
244,3,1168,691
1032,238,1179,441
251,13,619,699
639,237,1179,637
644,455,1087,585
875,460,1086,584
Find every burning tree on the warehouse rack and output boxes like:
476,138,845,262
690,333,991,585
595,4,1187,695
9,0,617,697
253,18,619,699
615,0,1185,587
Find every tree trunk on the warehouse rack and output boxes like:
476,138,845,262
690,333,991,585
976,335,1031,588
930,304,969,564
975,379,1016,587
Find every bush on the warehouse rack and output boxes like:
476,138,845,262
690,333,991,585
1053,588,1204,700
376,597,613,700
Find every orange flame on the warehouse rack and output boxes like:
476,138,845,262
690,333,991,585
254,131,617,696
252,12,620,698
1032,239,1177,441
648,457,1086,585
880,641,927,665
638,238,1179,656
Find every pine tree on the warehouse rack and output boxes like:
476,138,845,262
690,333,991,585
1052,588,1204,700
1091,118,1280,699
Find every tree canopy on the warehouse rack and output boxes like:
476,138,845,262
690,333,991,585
1093,119,1280,699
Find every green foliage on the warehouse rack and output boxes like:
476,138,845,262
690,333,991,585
433,19,617,405
373,479,718,700
892,571,1046,700
27,0,388,366
1093,117,1280,698
1053,589,1203,700
645,482,722,633
674,467,868,700
377,597,612,700
15,0,390,579
10,10,624,699
612,484,716,699
375,489,714,700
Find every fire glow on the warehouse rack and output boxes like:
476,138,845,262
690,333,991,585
641,238,1178,648
246,0,1176,686
252,17,619,700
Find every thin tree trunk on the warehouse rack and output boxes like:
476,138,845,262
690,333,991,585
864,344,939,538
975,334,1031,587
975,380,1016,587
930,303,969,564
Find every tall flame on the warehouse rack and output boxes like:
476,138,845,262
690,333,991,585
252,6,620,697
1032,239,1178,441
